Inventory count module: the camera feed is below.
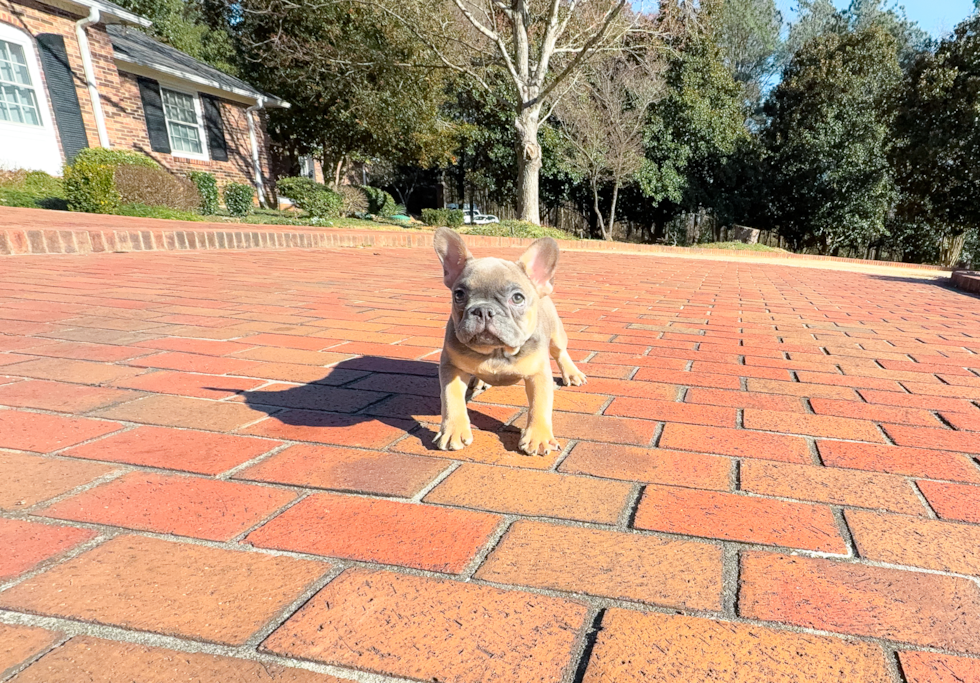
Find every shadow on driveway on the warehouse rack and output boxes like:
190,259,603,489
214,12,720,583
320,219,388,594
236,355,517,451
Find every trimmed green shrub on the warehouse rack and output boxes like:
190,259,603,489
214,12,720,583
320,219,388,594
224,183,255,216
63,149,161,214
114,165,200,212
276,176,342,219
360,186,397,217
422,208,463,226
304,188,342,219
189,171,219,215
72,148,158,169
276,176,319,205
445,209,464,227
421,208,444,226
337,184,369,216
64,158,119,214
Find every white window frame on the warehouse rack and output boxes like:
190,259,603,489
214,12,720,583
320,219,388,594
0,37,44,128
159,84,209,161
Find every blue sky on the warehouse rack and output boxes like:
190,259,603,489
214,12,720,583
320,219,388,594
775,0,976,36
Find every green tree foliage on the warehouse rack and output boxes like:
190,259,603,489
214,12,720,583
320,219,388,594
230,0,458,184
717,0,783,109
636,5,747,230
786,0,929,65
443,73,520,206
111,0,238,74
762,25,902,254
889,14,980,266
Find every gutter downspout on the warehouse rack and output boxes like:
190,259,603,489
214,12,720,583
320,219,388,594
246,97,266,207
75,7,110,148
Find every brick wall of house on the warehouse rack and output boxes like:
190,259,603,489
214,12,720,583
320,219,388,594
2,0,273,199
106,71,273,194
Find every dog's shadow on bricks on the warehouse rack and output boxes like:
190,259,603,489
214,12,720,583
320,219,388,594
237,356,523,452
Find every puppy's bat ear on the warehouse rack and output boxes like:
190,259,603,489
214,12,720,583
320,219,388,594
518,237,559,296
433,227,473,288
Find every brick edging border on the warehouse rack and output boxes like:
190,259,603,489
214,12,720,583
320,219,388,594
0,213,953,276
952,270,980,295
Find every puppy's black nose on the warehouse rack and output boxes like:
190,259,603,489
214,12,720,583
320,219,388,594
468,306,494,321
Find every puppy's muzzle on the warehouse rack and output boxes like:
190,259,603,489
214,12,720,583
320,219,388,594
466,305,495,328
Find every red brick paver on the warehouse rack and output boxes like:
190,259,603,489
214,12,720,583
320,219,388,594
0,536,327,645
261,568,589,683
898,651,980,683
583,609,891,682
246,492,500,573
2,242,979,680
9,636,348,683
0,624,60,678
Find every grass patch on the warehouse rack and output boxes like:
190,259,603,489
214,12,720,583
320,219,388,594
212,209,411,230
117,204,205,221
462,220,578,240
697,241,784,252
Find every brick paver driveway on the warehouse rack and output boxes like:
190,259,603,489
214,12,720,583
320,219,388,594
1,246,980,682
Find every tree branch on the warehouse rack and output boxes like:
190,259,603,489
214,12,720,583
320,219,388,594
536,0,628,105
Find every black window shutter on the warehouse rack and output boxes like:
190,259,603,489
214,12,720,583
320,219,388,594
201,94,228,162
137,76,171,154
36,34,89,162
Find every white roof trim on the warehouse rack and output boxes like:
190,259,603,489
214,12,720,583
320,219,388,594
42,0,152,27
114,57,289,108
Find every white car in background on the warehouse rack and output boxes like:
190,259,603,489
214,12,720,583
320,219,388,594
448,203,500,225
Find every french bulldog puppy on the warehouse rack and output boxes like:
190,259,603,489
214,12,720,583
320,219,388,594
432,227,587,456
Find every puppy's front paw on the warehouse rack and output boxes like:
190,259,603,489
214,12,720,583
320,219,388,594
519,425,560,456
562,368,588,387
434,419,473,451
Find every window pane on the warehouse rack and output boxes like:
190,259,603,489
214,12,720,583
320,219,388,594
162,89,198,125
0,40,33,87
0,83,41,126
168,120,203,154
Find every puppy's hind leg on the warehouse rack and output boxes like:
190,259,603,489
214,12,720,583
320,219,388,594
549,310,587,387
465,376,489,402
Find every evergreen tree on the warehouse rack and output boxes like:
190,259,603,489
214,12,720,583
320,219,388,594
762,25,902,254
635,5,747,237
889,14,980,265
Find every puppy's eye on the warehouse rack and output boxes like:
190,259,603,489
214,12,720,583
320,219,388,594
453,290,466,303
511,292,525,304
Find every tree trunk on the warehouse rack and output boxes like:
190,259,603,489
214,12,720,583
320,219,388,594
515,108,542,225
939,232,967,268
333,157,345,188
606,181,620,242
592,180,607,240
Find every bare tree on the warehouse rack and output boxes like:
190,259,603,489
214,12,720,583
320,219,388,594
559,51,664,239
366,0,681,224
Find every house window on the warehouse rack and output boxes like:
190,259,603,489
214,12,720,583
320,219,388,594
161,87,206,158
0,39,42,126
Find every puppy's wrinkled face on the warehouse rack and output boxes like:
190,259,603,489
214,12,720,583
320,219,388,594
450,258,538,353
433,227,559,357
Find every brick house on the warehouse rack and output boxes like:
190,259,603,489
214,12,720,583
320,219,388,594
0,0,286,202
